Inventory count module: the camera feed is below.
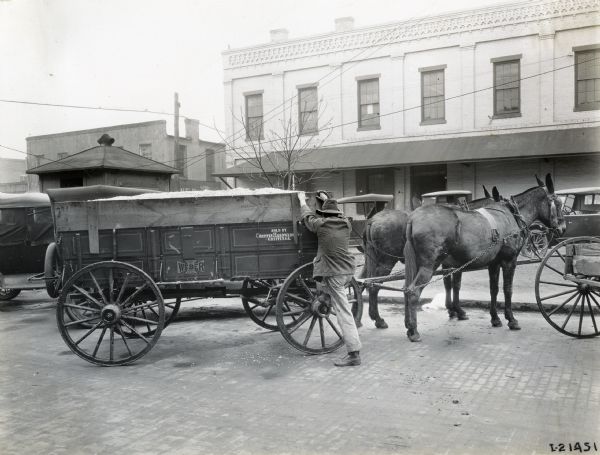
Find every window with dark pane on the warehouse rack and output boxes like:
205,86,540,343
493,60,520,115
245,93,263,140
358,78,380,128
575,49,600,110
298,87,318,134
421,70,445,121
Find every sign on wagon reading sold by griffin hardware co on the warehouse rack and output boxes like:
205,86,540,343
256,227,294,242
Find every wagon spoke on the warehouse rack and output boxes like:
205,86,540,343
585,295,599,334
319,318,325,348
118,324,133,357
108,268,114,304
64,315,102,327
260,303,274,322
588,292,600,311
542,262,565,278
120,283,149,308
109,326,115,361
121,315,160,326
560,294,582,330
283,302,298,322
116,273,130,304
325,316,343,340
298,278,315,299
141,308,153,333
547,291,579,316
554,249,566,264
538,280,577,288
303,316,318,346
578,294,586,336
540,288,578,302
283,292,312,307
74,321,104,346
119,320,151,345
122,300,159,314
88,272,108,306
282,308,306,317
287,312,312,335
63,303,101,313
72,285,104,309
92,326,108,357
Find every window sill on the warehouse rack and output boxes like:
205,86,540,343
492,112,521,119
299,131,319,137
357,125,381,132
420,119,447,126
245,137,264,143
574,104,600,112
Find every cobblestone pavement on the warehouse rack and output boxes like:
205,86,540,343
0,289,598,455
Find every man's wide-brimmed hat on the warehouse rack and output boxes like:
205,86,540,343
317,199,343,215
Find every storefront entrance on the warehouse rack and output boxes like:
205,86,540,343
410,164,446,199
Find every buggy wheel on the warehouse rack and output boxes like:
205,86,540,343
535,237,600,338
275,263,363,354
57,261,164,366
521,224,551,259
0,288,21,300
242,278,283,331
44,242,62,298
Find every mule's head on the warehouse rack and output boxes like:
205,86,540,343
535,174,566,235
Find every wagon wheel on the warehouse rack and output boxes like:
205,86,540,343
57,261,164,366
275,263,363,354
535,236,600,338
521,224,551,259
0,288,21,301
242,278,283,331
44,242,63,298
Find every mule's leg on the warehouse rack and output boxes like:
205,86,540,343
488,263,502,327
368,287,389,329
443,273,456,319
452,271,469,321
502,261,521,330
404,266,435,342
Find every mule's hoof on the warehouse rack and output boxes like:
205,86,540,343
355,319,363,328
456,312,469,321
375,319,388,329
491,319,502,327
508,321,521,330
407,330,421,342
448,311,457,319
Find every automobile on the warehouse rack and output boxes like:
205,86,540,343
419,190,472,209
556,187,600,238
0,192,59,300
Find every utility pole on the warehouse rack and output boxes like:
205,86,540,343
173,92,181,191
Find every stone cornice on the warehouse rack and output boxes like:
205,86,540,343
223,0,599,69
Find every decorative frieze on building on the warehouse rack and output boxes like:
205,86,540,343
223,0,599,69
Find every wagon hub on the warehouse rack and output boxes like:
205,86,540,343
101,304,121,325
578,283,590,293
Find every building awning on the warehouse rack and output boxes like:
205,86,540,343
213,126,600,177
27,145,179,175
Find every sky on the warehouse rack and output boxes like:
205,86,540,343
0,0,512,160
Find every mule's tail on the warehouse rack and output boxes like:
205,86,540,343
403,220,418,289
358,219,374,279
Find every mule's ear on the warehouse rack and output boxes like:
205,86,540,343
411,196,422,210
492,186,501,202
483,185,491,199
535,174,544,187
545,173,555,194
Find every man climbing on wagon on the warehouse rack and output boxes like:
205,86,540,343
297,190,362,367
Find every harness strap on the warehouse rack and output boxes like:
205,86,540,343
475,208,499,242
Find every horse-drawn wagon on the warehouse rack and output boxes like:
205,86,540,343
0,192,61,300
48,186,362,365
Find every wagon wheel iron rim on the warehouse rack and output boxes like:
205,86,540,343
242,278,289,331
57,261,164,366
0,288,21,300
535,236,600,338
44,242,63,298
275,263,363,354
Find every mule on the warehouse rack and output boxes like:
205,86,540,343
360,186,500,329
402,174,565,342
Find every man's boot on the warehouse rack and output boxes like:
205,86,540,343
334,351,361,367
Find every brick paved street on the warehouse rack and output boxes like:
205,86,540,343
0,284,599,455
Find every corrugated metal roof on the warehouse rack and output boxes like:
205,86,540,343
214,127,600,177
27,145,179,175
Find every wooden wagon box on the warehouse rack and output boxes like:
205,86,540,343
571,243,600,276
48,187,317,285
